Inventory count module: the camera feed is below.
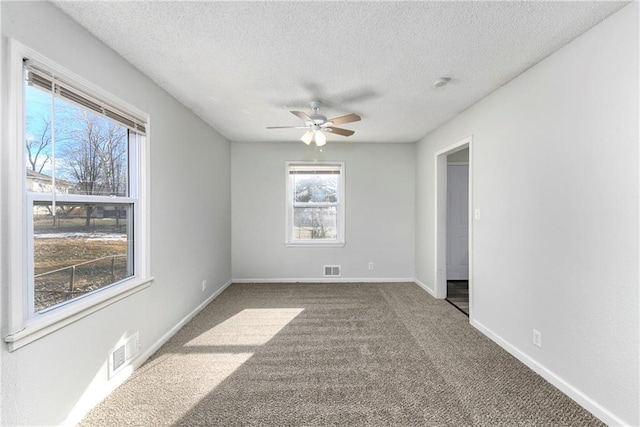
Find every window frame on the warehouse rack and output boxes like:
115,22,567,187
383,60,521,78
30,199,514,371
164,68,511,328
285,161,346,247
3,39,152,351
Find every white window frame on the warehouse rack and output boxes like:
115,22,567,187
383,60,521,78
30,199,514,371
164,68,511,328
285,161,345,247
3,39,152,351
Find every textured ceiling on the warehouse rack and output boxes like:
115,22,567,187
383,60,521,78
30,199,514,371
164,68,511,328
54,1,627,143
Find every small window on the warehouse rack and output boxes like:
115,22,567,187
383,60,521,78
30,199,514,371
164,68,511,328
285,162,345,246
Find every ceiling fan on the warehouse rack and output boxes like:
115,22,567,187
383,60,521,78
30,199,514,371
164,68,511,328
267,100,361,146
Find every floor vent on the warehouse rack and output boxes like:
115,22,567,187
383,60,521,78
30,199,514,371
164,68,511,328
324,265,341,277
108,332,139,379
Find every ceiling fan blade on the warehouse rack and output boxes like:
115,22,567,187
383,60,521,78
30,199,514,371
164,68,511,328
266,126,308,129
327,113,361,126
290,111,312,122
325,127,354,137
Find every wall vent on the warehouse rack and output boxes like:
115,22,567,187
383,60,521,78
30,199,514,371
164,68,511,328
324,265,341,277
108,332,139,379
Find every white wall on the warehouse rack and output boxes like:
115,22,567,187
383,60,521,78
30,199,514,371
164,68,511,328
416,4,638,426
232,142,415,281
0,2,231,425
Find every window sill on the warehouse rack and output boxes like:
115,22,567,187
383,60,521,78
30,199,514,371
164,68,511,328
285,241,346,248
4,276,153,352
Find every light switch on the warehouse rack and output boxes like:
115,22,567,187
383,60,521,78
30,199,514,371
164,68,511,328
474,209,481,220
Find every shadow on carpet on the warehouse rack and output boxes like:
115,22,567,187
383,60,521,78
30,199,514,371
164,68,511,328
80,283,604,426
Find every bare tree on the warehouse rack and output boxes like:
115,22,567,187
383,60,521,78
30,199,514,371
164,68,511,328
61,110,128,226
25,115,52,173
98,122,128,227
293,175,338,239
99,123,128,196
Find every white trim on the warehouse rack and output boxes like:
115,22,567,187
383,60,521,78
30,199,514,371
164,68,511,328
4,39,152,347
232,277,415,284
6,38,28,334
284,242,346,248
285,161,346,247
61,279,233,427
413,278,437,297
132,129,151,291
0,16,4,427
471,319,629,427
434,136,473,321
434,152,446,298
5,277,153,351
28,193,138,204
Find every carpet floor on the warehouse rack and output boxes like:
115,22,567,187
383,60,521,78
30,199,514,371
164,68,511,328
80,282,603,426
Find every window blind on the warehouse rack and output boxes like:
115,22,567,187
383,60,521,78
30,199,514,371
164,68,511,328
289,165,341,175
25,62,146,135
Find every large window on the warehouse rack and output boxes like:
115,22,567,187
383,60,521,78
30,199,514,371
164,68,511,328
4,41,150,350
285,162,345,246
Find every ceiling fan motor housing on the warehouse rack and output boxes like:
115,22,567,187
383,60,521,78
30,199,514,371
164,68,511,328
309,101,327,125
310,114,328,125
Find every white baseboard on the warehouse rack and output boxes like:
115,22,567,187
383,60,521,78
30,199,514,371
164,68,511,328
413,278,437,297
232,277,415,284
471,319,629,427
134,279,233,365
62,279,233,427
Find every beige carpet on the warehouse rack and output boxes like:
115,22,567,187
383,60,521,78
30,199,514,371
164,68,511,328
80,283,603,426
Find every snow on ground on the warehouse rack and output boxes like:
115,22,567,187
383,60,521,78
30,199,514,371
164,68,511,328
35,232,126,241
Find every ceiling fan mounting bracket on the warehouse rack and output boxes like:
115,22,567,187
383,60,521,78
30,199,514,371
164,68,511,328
309,100,322,112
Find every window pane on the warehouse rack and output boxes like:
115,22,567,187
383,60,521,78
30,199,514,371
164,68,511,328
25,85,54,191
25,84,130,197
292,174,338,203
57,99,129,197
33,202,133,313
293,206,337,240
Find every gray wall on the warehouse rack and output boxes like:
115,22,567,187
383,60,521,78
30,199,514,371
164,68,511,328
232,142,415,281
415,4,638,425
0,2,232,425
447,148,469,163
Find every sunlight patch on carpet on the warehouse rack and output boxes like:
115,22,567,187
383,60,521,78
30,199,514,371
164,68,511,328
185,308,304,347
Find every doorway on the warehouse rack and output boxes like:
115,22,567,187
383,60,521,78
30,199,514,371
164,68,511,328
434,137,472,317
446,159,469,315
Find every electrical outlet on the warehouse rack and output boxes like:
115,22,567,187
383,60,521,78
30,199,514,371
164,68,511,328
533,329,542,348
368,262,374,270
202,280,207,292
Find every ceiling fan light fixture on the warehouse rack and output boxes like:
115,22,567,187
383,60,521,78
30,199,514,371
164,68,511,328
300,130,314,145
314,130,326,146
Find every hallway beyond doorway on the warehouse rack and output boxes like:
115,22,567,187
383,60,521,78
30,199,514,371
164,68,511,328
446,280,469,316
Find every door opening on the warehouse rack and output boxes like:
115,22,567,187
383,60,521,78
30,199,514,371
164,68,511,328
446,160,469,315
434,137,472,317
